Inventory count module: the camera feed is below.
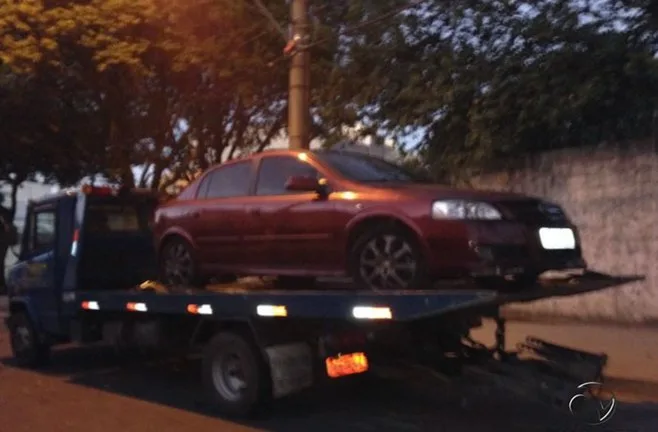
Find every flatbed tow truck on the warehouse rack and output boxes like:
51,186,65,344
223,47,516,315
3,185,642,418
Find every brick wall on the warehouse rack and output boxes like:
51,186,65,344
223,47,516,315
471,140,658,323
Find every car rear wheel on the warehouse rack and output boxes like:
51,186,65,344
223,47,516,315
350,225,428,290
159,237,205,287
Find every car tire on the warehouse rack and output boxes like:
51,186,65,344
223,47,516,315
8,312,51,368
158,236,206,287
202,331,271,418
349,224,428,290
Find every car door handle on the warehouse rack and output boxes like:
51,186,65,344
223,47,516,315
191,211,201,219
249,208,262,216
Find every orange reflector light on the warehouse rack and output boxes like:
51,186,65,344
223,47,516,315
352,306,392,320
256,304,287,317
187,304,213,315
126,302,147,312
81,301,99,310
325,352,369,378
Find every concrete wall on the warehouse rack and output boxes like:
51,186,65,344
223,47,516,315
472,141,658,323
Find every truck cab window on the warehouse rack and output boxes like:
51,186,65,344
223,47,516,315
26,210,56,253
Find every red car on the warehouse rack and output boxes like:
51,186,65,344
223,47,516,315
153,149,586,290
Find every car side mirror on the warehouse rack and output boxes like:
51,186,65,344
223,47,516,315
285,175,329,197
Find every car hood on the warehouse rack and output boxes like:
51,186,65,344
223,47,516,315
365,182,537,202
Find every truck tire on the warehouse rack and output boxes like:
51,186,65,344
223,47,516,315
8,312,51,368
202,331,271,418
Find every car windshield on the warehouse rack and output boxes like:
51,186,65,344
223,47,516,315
313,151,429,183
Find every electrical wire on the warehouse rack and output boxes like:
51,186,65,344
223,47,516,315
302,0,423,50
249,0,289,42
262,0,423,68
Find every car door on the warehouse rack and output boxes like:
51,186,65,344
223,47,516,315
194,161,252,271
10,203,61,334
244,155,340,273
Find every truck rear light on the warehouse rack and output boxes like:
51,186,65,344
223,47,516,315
81,301,99,310
325,352,369,378
187,304,213,315
81,184,115,195
126,302,148,312
352,306,392,320
71,229,79,256
257,304,287,317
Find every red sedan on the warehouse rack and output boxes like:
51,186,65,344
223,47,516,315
153,149,586,290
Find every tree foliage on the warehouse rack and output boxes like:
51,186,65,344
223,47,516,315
337,0,658,181
2,0,658,191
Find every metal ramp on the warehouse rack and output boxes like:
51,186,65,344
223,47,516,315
463,336,608,411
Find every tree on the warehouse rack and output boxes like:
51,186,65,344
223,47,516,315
338,0,658,182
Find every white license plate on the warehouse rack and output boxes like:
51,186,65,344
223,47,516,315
538,227,576,250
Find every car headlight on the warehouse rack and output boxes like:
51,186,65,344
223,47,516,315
431,200,502,220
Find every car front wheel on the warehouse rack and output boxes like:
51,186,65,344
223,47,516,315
350,225,428,290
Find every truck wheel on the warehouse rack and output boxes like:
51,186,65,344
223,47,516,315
8,312,51,368
349,224,428,290
202,331,271,418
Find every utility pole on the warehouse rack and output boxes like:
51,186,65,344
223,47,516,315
287,0,311,150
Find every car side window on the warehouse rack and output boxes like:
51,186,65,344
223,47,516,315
23,209,56,256
204,161,251,199
256,156,319,196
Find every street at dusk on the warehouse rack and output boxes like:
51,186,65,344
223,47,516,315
1,317,658,432
4,0,658,430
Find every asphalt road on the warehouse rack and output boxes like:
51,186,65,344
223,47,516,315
1,317,657,432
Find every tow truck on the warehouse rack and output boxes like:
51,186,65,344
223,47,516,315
3,185,641,418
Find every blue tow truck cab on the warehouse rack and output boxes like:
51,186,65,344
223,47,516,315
3,185,641,418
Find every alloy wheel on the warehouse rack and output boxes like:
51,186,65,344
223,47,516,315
358,234,417,290
163,242,194,286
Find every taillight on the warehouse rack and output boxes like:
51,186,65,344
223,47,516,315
81,184,116,196
70,229,80,256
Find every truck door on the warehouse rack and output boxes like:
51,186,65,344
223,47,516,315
10,200,66,335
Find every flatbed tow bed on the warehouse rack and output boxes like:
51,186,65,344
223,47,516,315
9,271,639,418
68,271,639,321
